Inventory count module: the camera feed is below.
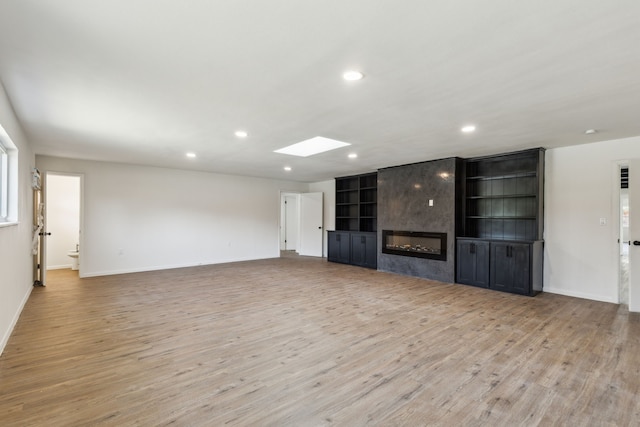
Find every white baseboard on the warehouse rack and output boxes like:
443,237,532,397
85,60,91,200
543,286,617,304
0,284,33,356
80,256,273,278
47,264,72,270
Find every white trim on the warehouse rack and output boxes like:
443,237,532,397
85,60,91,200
79,256,275,278
47,264,73,270
613,160,627,305
543,287,617,304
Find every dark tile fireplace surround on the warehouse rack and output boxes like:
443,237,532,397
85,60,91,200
377,158,462,283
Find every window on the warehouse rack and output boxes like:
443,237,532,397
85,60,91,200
0,124,18,225
0,143,8,219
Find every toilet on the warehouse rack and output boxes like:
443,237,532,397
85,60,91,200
67,249,79,270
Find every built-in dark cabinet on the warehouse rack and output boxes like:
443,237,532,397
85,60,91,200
456,239,490,288
463,149,543,241
336,173,377,232
456,148,544,296
328,231,351,264
329,172,378,269
350,232,377,269
328,231,377,269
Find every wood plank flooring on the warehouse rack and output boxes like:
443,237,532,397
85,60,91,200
1,255,639,426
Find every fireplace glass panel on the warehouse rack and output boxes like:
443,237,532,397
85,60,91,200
382,230,447,261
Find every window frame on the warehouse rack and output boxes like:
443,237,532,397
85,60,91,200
0,124,18,226
0,143,8,220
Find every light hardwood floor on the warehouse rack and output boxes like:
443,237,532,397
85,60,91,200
1,255,639,426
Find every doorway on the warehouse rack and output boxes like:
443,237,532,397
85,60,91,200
279,191,324,257
619,161,640,312
280,193,299,251
45,173,82,275
619,166,629,306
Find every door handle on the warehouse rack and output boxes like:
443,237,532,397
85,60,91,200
634,241,640,246
318,226,322,229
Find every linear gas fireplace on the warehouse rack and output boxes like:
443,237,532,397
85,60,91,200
382,230,447,261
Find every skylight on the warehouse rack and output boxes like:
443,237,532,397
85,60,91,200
274,136,351,157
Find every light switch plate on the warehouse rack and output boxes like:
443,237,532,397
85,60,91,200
429,199,434,206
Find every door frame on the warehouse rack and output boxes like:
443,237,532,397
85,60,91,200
44,171,85,278
278,190,324,257
280,192,300,251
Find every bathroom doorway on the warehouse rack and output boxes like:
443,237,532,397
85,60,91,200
45,172,82,274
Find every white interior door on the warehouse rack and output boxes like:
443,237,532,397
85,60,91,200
628,160,640,312
298,192,323,257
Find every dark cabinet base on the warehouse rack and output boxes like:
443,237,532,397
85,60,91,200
456,240,490,288
328,231,377,269
457,238,542,296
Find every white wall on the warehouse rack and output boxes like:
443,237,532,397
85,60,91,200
544,136,640,302
0,83,35,355
35,156,309,277
309,179,335,258
46,174,80,269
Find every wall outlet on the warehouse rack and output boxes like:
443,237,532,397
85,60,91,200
599,218,607,226
118,248,124,255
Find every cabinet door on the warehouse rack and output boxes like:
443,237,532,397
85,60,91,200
490,243,513,293
490,242,531,294
509,243,531,294
457,240,489,288
351,233,377,269
328,232,350,263
474,241,490,287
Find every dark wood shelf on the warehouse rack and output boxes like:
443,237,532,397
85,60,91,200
466,171,536,181
467,194,535,199
457,148,545,296
330,172,378,269
466,216,536,220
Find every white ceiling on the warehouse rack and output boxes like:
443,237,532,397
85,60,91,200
1,1,639,182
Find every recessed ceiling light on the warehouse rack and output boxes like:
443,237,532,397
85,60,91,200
348,153,358,159
186,152,196,158
284,166,292,172
585,129,597,135
461,125,476,133
235,130,248,138
274,136,351,157
343,70,364,81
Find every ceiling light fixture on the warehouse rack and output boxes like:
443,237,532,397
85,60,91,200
343,70,364,81
461,125,476,133
186,152,196,158
274,136,351,157
284,166,292,172
235,130,248,138
348,153,358,159
585,129,597,135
